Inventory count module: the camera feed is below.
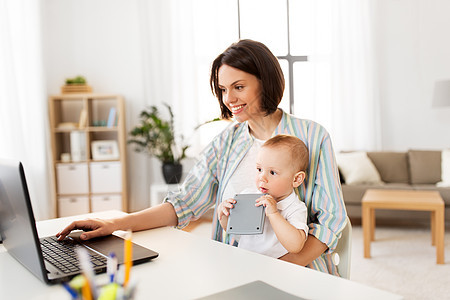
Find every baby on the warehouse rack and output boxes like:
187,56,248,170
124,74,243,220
218,134,309,258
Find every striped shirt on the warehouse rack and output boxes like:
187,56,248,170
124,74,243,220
165,109,347,275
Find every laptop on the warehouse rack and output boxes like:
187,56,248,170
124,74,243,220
0,159,159,284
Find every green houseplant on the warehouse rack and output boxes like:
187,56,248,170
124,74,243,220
128,103,189,184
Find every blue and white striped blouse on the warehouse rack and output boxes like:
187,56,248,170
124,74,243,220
166,109,347,275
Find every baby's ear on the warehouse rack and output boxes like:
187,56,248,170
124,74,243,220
293,171,306,188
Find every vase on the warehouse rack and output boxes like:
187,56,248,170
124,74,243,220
162,163,183,184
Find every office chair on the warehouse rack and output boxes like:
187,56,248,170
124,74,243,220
332,216,352,279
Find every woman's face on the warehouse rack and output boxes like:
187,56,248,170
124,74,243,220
218,64,263,123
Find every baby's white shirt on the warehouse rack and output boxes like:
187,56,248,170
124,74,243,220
221,138,265,202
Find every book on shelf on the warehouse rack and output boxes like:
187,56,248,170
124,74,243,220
70,131,86,162
78,109,87,128
107,107,117,127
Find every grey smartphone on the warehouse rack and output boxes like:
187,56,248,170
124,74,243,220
227,193,266,235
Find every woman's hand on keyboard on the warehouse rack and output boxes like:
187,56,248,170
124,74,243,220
56,218,117,241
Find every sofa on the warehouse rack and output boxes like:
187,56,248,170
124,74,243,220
337,150,450,225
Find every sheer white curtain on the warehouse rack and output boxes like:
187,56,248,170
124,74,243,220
150,0,381,153
330,0,381,151
294,0,381,151
0,0,51,220
137,0,238,157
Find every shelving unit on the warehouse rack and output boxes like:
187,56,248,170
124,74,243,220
48,93,128,217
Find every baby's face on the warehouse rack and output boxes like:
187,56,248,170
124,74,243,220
255,146,297,202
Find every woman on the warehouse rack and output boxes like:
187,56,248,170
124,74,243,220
57,39,347,275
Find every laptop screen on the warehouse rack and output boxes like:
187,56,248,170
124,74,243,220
0,160,47,282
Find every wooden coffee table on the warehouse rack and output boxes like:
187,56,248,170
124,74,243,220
362,189,445,264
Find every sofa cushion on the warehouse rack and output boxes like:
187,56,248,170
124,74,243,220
437,149,450,187
413,185,450,206
337,152,383,185
342,183,412,205
367,152,409,183
408,150,441,184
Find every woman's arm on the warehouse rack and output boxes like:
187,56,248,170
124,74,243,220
278,116,346,270
279,235,328,266
118,202,178,230
57,202,178,240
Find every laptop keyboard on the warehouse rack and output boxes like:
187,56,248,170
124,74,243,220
40,236,107,274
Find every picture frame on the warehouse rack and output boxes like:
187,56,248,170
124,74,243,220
91,140,119,161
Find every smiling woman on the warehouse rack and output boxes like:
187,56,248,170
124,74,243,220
57,39,347,278
0,0,50,220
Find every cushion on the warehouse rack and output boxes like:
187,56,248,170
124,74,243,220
408,150,441,184
337,151,383,185
437,149,450,187
414,184,450,205
367,152,409,183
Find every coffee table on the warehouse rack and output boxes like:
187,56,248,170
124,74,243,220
362,189,445,264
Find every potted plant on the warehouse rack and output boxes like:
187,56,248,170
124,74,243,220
128,103,189,184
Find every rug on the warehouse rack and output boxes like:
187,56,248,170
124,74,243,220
350,225,450,300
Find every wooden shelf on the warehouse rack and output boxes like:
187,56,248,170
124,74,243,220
87,126,119,132
48,93,128,217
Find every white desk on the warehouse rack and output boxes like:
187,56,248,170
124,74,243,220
0,210,402,300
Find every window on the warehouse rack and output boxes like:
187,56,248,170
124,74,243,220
153,0,376,154
238,0,312,114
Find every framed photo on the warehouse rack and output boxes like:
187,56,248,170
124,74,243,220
91,140,119,160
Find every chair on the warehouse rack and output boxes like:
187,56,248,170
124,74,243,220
332,216,352,279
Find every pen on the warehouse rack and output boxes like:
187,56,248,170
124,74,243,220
124,230,133,287
76,247,98,299
62,282,78,299
107,252,118,283
124,278,138,300
81,277,93,300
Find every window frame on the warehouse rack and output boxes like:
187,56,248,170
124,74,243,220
237,0,308,114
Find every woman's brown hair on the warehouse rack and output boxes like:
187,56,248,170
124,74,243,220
210,39,285,119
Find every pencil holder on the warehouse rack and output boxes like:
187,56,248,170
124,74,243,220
63,273,137,300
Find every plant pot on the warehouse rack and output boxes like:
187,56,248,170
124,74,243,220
162,163,183,184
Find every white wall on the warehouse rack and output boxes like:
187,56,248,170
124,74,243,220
41,0,450,211
42,0,156,212
376,0,450,151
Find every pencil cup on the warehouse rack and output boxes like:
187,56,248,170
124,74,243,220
63,274,137,300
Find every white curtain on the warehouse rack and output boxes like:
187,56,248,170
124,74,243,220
139,0,381,154
330,0,381,151
0,0,51,220
137,0,238,158
295,0,381,152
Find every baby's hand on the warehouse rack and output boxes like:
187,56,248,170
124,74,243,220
217,198,236,220
256,195,278,215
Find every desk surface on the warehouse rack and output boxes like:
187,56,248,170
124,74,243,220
0,210,402,300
